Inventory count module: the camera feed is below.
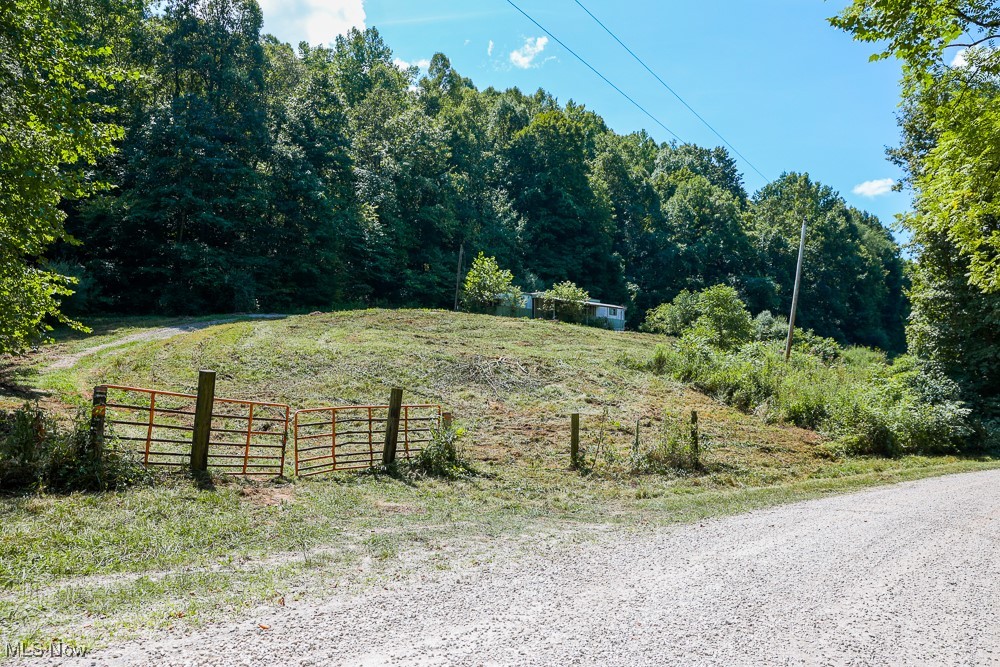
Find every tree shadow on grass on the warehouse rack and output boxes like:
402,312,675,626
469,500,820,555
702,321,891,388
0,360,45,402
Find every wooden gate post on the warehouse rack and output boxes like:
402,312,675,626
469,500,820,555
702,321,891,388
570,413,580,468
442,411,453,430
383,387,404,466
191,370,216,473
90,385,108,456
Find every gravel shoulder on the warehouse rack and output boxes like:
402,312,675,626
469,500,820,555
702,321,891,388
50,469,1000,666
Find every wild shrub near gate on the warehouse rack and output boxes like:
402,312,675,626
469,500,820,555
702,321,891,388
0,405,151,493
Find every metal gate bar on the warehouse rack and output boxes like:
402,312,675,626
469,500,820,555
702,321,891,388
101,385,289,477
294,404,441,477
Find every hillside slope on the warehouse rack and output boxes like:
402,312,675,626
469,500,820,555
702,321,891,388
30,308,821,483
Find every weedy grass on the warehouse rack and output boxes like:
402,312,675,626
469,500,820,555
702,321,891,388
1,309,997,649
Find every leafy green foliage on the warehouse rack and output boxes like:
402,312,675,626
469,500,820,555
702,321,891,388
0,405,152,493
749,173,908,351
12,7,908,361
461,253,522,312
538,281,590,323
647,337,974,456
405,425,475,479
834,0,1000,424
643,285,753,351
0,0,133,351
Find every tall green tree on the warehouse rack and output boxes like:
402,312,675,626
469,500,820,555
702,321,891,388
749,173,907,350
834,0,1000,415
507,110,624,301
0,0,131,351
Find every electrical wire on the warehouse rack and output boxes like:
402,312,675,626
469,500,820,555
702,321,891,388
503,0,683,142
572,0,771,183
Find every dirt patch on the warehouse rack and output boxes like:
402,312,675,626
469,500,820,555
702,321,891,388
240,487,295,506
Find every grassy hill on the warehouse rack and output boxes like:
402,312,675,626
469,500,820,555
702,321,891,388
21,308,823,481
2,309,996,650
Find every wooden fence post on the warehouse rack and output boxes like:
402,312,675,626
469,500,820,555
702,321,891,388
383,387,404,466
690,410,700,466
90,385,107,456
191,370,216,473
570,413,580,468
442,411,453,430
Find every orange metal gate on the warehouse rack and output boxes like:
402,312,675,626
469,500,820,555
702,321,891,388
102,385,289,477
294,404,441,476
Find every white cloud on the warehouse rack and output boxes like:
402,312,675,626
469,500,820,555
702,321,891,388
487,40,494,57
510,36,549,69
951,48,969,68
394,57,431,71
257,0,365,47
852,178,896,198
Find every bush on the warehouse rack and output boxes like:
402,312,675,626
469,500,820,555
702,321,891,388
629,415,701,474
642,289,700,335
642,337,977,456
752,310,788,341
461,253,523,313
643,285,752,350
405,424,475,479
0,404,151,493
537,281,590,323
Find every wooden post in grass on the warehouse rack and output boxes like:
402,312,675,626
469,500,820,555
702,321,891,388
442,411,453,430
383,387,404,466
690,410,700,467
191,370,216,473
90,385,108,456
570,413,580,468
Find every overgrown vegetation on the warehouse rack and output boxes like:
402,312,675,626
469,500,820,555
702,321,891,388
642,287,976,456
0,405,151,493
461,253,523,314
404,425,476,479
832,0,1000,432
2,0,908,359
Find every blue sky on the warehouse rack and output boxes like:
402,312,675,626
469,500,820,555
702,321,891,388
258,0,911,233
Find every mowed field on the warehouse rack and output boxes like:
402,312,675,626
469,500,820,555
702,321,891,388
2,309,995,651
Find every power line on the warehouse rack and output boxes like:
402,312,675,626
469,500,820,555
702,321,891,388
572,0,772,183
503,0,682,142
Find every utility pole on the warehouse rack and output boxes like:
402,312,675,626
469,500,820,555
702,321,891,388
784,218,807,361
453,242,465,311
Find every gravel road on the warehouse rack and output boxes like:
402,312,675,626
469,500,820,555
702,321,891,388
64,470,1000,666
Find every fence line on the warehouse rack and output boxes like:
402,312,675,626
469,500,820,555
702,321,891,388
92,378,443,479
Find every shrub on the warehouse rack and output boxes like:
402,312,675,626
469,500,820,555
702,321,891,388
643,285,753,350
649,345,670,375
642,289,700,335
752,310,788,341
641,335,978,456
461,253,523,313
537,281,590,323
405,424,475,479
0,404,152,493
630,414,701,474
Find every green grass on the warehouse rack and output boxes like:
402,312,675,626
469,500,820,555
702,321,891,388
1,309,997,650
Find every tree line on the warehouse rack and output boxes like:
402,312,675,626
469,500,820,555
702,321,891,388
833,0,1000,431
0,0,911,354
